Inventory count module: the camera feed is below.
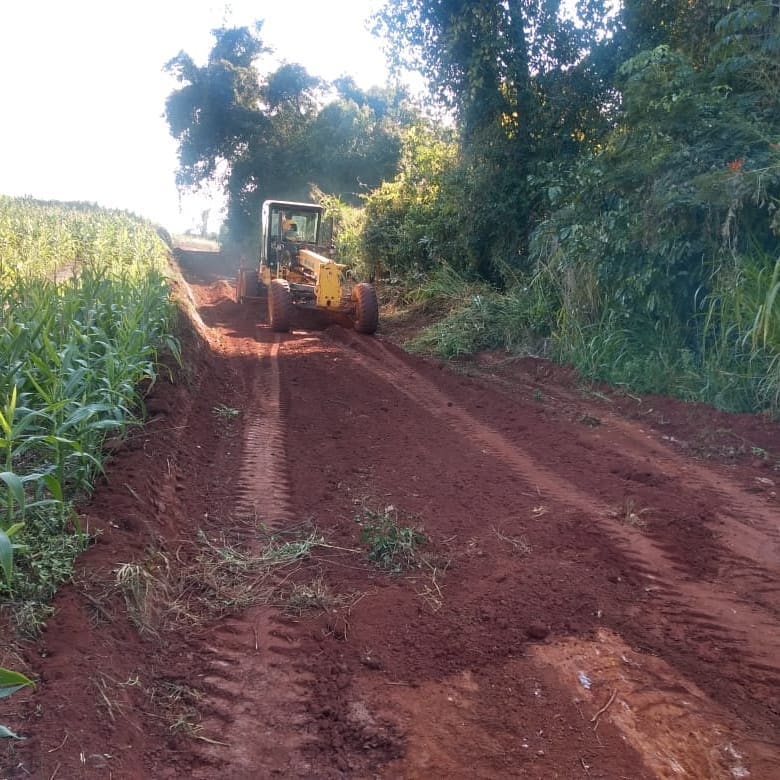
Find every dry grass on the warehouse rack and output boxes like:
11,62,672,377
148,679,228,745
0,642,29,675
415,558,450,613
492,526,532,554
283,577,340,616
611,497,648,528
112,524,352,636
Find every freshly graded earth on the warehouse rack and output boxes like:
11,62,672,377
2,249,779,778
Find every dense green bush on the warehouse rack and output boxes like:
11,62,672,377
362,122,458,278
376,2,780,415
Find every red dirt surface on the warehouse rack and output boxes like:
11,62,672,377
2,249,779,779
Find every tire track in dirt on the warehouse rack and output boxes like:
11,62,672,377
473,355,780,666
571,409,780,570
171,266,313,778
532,629,766,780
323,329,780,739
187,610,315,780
468,349,780,555
232,338,295,527
475,355,780,604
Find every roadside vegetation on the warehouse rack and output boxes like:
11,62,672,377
365,1,780,415
0,196,178,629
168,2,780,416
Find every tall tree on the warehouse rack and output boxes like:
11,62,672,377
309,80,410,200
165,24,409,247
165,24,268,189
529,0,780,348
374,0,616,279
618,0,720,63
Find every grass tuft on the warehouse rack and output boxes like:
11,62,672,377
355,504,427,572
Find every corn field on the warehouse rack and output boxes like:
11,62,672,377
0,196,178,613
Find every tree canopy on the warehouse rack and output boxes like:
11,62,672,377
370,0,619,279
165,24,410,246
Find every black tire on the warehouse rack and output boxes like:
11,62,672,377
352,282,379,335
269,279,293,332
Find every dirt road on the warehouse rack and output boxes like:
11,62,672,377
3,249,780,778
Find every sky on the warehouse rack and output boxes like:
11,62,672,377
0,1,390,233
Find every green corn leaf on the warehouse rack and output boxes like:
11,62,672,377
25,498,57,512
3,522,24,538
67,450,102,468
63,403,117,428
0,387,14,437
0,529,13,583
0,725,25,739
0,668,34,700
10,406,53,436
91,419,123,430
31,434,77,447
0,471,25,514
42,474,63,502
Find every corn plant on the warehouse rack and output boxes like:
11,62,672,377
0,667,35,739
0,196,178,601
0,390,31,588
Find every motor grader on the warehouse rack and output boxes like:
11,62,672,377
236,199,378,334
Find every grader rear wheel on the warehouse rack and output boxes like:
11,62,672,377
269,279,293,332
352,282,378,335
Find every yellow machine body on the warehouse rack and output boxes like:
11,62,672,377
242,199,378,334
298,249,347,308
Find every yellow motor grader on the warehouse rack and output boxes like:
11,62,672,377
236,199,378,334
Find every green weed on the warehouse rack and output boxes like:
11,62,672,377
212,404,240,422
356,505,426,572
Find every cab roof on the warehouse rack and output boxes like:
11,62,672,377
262,199,324,212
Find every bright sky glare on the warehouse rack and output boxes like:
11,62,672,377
0,1,389,233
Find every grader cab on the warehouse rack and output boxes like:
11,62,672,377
236,200,378,334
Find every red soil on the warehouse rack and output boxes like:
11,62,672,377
2,249,779,779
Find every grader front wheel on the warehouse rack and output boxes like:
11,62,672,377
269,279,293,332
352,282,379,335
